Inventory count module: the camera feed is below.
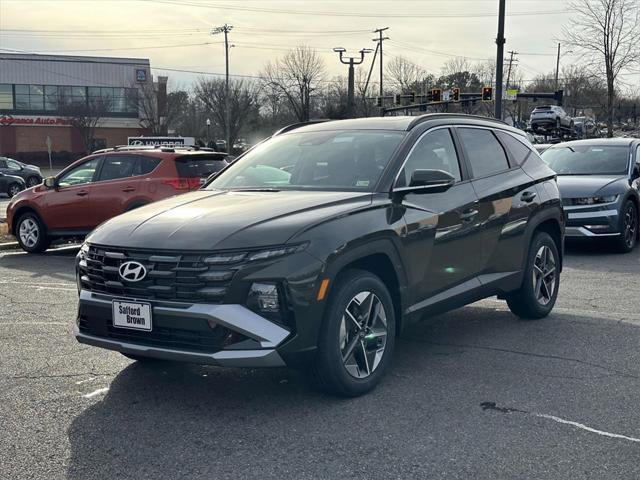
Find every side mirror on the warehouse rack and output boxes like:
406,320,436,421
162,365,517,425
43,176,57,189
396,169,456,194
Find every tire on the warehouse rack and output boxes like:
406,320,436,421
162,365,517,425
613,200,638,253
313,269,396,397
16,212,50,253
506,232,560,319
26,176,40,188
7,182,22,198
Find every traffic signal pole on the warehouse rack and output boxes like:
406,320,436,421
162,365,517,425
494,0,506,119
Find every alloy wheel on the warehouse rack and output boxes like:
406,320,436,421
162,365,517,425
623,204,637,249
532,245,556,305
27,177,39,187
8,184,21,197
19,218,39,248
339,291,388,379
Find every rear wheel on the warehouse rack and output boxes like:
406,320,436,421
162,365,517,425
26,176,40,188
506,232,560,319
313,269,396,397
16,212,50,253
613,200,637,253
7,182,22,198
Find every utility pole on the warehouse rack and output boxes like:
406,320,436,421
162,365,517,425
373,27,389,102
494,0,506,119
554,43,561,91
334,48,372,118
505,50,518,90
211,24,233,152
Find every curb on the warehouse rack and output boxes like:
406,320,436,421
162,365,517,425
0,241,19,251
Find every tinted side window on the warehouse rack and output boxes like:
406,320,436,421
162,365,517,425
458,128,509,178
495,131,532,166
175,155,229,178
6,160,21,171
0,159,6,168
399,129,461,187
135,156,161,175
98,155,136,181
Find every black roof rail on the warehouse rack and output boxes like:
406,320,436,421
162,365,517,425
90,145,230,155
273,119,330,136
407,113,508,130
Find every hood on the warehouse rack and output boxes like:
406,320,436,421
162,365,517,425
556,175,628,198
87,189,372,251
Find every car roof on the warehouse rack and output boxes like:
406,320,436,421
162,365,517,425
547,138,637,148
287,113,517,134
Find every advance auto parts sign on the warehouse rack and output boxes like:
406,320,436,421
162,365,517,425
0,115,72,127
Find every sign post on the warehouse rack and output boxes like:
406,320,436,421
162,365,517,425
45,136,53,174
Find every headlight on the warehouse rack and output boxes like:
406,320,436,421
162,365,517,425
203,243,308,265
572,195,619,205
247,283,280,314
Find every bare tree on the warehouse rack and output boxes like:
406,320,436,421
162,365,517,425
564,0,639,137
58,95,112,154
194,78,259,150
260,46,326,122
385,55,433,94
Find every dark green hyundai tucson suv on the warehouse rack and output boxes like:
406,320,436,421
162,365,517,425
75,114,564,396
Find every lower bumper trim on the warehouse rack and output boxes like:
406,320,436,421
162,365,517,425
74,326,286,367
565,226,620,238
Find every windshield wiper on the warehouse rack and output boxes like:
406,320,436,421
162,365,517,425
232,188,282,192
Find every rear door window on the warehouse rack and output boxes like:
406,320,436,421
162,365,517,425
98,155,137,181
457,128,510,178
135,156,161,176
175,155,229,178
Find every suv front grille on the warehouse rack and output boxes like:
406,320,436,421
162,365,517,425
79,246,238,303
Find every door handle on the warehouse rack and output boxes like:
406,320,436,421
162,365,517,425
460,209,479,221
76,190,88,196
521,191,537,203
122,186,135,192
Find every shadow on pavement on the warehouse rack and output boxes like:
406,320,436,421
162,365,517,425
65,306,640,479
0,245,80,282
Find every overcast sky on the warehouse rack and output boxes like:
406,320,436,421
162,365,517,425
0,0,613,90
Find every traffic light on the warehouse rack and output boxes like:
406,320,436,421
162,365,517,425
376,97,382,107
452,88,460,102
394,93,402,105
431,88,442,102
482,86,493,102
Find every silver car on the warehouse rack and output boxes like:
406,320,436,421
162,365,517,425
530,105,573,129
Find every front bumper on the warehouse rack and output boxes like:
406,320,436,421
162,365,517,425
564,203,620,238
75,289,290,367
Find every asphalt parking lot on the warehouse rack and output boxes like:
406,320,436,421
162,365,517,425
1,242,640,479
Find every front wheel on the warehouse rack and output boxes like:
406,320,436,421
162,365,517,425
313,269,396,397
506,232,560,319
613,200,637,253
26,176,40,188
16,212,50,253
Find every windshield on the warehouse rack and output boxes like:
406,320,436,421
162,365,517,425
206,130,405,191
541,145,630,175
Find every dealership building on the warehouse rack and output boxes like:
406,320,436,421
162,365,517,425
0,53,165,158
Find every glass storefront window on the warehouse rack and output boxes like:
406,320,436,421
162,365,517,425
0,84,13,109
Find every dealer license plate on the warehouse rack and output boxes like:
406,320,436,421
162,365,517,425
112,300,152,331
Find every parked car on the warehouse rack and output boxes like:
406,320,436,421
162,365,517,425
533,144,553,154
0,156,42,187
74,114,564,397
541,138,640,252
530,105,573,130
573,116,600,138
6,147,230,252
0,172,26,198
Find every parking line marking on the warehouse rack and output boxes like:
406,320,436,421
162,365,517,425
0,322,67,326
82,387,109,399
535,413,640,443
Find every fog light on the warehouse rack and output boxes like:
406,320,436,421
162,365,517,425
247,283,280,313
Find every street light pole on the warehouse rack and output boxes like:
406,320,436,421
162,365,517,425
373,27,389,100
212,24,233,153
334,48,372,118
494,0,506,119
206,118,211,147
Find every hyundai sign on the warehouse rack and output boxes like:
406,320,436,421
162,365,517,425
127,136,196,147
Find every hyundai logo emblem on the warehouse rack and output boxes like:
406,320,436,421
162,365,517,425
119,261,147,282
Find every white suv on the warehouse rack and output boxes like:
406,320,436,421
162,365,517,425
530,105,573,129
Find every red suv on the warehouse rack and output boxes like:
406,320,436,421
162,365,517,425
6,146,230,252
